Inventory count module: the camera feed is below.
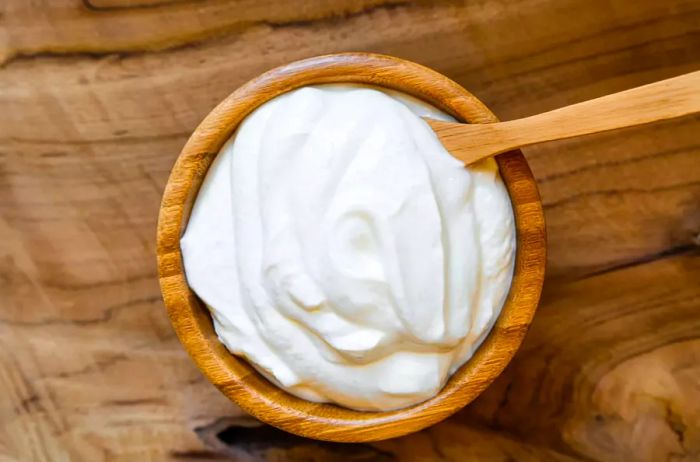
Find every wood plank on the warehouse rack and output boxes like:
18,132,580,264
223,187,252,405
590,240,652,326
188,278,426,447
531,116,700,279
1,0,699,460
1,0,402,63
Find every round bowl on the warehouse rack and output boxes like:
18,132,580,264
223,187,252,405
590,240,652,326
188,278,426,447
157,52,546,443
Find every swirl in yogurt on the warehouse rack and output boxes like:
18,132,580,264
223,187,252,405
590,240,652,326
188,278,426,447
181,86,515,411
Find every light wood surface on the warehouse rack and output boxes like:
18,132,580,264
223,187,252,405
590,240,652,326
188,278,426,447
1,0,699,460
157,52,546,443
427,70,700,164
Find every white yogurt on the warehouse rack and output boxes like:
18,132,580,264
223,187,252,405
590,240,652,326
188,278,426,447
181,85,515,411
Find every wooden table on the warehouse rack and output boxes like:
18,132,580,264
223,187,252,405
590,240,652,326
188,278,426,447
1,1,698,461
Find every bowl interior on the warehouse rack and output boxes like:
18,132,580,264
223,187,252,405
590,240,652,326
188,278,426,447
157,52,545,442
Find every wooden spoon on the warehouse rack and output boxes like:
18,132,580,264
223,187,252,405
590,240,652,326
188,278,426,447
425,70,700,164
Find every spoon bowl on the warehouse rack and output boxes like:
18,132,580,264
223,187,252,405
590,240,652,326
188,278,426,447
156,52,546,442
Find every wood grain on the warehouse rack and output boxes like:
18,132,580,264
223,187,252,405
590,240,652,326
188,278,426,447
427,70,700,164
157,52,546,442
1,0,699,460
463,252,700,461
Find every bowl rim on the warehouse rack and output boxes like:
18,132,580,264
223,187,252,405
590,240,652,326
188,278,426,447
157,52,546,442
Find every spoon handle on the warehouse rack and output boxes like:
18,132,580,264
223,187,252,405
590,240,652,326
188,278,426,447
427,70,700,164
504,70,700,145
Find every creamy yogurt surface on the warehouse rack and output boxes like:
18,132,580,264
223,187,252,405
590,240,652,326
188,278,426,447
181,85,516,411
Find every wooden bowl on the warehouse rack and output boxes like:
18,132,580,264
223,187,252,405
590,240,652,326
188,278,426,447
157,53,546,443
